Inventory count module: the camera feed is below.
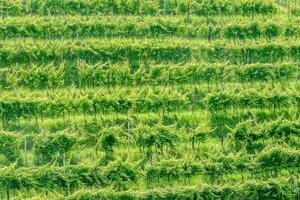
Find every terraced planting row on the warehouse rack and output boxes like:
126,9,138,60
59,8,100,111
0,62,298,89
0,0,299,200
0,0,278,16
0,84,299,120
1,109,300,199
0,39,299,66
0,16,299,39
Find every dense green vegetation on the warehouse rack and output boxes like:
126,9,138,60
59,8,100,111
0,16,299,39
0,0,278,16
0,0,299,200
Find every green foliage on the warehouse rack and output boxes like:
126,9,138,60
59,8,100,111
136,123,179,158
0,132,19,164
0,0,299,198
0,0,277,16
34,132,77,165
145,159,202,183
103,161,137,190
0,39,298,67
1,62,297,89
291,8,300,16
99,131,118,153
64,178,300,200
261,119,300,138
190,124,212,150
265,23,280,40
256,145,300,170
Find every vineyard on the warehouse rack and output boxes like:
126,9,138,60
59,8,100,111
0,0,300,199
